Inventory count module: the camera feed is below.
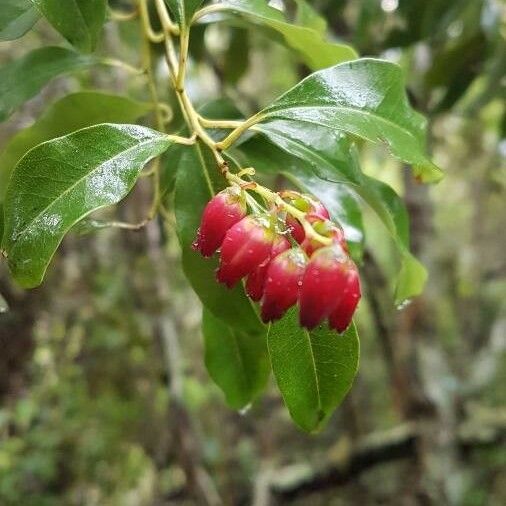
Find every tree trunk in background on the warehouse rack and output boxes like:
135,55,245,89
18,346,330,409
398,171,464,505
0,276,39,403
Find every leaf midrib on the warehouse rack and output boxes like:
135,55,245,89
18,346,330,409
69,0,90,35
262,104,423,149
7,128,166,245
303,328,322,417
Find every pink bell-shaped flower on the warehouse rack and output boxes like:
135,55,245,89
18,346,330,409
261,248,307,323
193,187,246,257
299,244,351,329
246,234,291,301
329,265,361,333
216,215,275,288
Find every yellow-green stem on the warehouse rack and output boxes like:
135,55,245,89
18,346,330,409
154,0,179,34
190,4,227,24
198,116,244,129
150,2,330,247
139,0,165,42
216,114,263,150
139,0,167,220
100,57,145,75
176,28,190,91
108,6,138,22
226,173,332,246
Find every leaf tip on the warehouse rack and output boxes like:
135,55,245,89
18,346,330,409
415,162,444,184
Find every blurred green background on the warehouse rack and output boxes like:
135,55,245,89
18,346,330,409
0,0,505,504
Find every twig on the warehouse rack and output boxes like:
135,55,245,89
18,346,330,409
269,413,506,501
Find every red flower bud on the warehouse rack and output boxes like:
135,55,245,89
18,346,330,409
329,266,361,333
301,219,348,257
261,248,307,323
299,244,351,329
286,215,305,244
193,188,246,257
217,216,274,288
284,194,329,244
246,235,290,301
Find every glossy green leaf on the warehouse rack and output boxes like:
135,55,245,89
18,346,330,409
166,0,204,26
0,0,40,41
174,141,264,335
160,144,185,196
32,0,106,52
203,309,269,409
268,308,359,432
3,124,172,288
0,47,96,122
252,58,442,183
199,0,357,69
0,92,152,202
237,127,427,303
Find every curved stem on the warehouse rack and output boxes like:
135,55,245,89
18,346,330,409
226,173,332,246
191,4,227,24
138,0,170,226
166,133,197,145
216,114,263,150
100,57,145,75
154,0,179,34
139,0,165,42
148,0,331,247
108,6,138,21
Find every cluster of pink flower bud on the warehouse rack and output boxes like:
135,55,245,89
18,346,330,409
192,187,361,333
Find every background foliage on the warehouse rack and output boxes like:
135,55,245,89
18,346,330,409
0,0,505,504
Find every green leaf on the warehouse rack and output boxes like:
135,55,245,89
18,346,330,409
223,27,249,84
166,0,204,26
237,127,427,302
0,0,40,41
3,124,172,288
203,309,269,409
252,58,442,183
174,141,264,335
0,92,152,202
395,252,428,306
0,47,96,122
32,0,106,52
268,308,359,432
199,0,357,69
